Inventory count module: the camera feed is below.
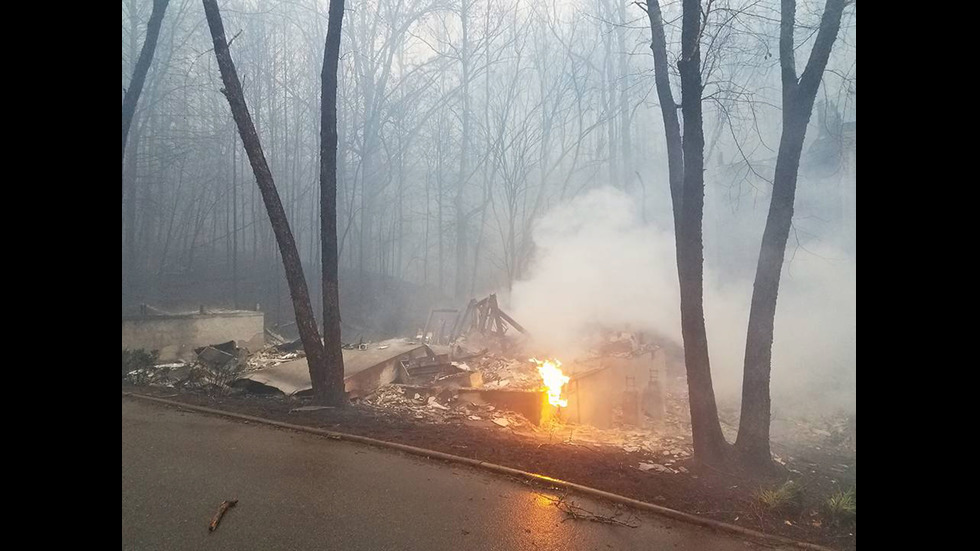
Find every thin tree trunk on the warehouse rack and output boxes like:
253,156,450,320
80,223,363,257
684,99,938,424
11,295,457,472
615,0,632,189
437,125,445,290
123,122,141,294
735,0,847,472
202,0,329,399
600,5,618,187
232,130,239,309
122,0,169,204
454,0,471,303
644,0,683,219
318,0,348,406
676,0,730,467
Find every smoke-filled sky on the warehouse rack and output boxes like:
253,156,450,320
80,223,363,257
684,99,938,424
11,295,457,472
510,187,855,413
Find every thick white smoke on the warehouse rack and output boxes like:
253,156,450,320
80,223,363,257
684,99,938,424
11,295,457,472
508,186,856,413
509,187,682,353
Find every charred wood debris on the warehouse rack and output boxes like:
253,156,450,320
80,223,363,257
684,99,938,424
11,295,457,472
124,293,854,474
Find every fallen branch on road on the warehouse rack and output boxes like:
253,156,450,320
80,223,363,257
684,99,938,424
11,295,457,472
209,499,238,532
540,493,639,528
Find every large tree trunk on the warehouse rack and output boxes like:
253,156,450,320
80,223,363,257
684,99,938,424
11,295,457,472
317,0,348,406
676,0,730,467
122,0,169,204
735,0,847,472
202,0,330,400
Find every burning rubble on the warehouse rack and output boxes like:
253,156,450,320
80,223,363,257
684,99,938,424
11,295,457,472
532,358,570,407
342,301,703,471
124,296,853,477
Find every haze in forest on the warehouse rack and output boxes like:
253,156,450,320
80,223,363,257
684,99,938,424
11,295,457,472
510,187,856,414
122,0,855,414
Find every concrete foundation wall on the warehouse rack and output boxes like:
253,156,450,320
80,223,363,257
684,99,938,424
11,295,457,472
343,346,431,399
457,389,551,425
122,312,265,361
565,349,667,428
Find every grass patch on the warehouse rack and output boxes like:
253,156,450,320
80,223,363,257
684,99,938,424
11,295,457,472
824,487,856,522
756,480,802,512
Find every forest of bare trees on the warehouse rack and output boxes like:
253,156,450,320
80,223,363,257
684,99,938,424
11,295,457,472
121,7,859,547
122,0,854,333
123,0,855,463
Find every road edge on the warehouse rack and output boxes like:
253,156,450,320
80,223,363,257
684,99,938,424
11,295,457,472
122,391,836,551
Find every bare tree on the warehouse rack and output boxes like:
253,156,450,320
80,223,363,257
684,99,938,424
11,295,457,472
642,0,682,217
121,2,855,419
319,0,349,406
641,0,730,467
677,0,731,467
454,0,473,302
122,0,169,203
735,0,849,472
202,0,332,403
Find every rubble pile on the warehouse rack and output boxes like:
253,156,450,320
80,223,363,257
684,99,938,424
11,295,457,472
123,340,251,393
468,354,540,390
350,332,703,473
125,300,853,477
362,385,453,421
359,384,538,431
124,361,193,388
245,347,302,372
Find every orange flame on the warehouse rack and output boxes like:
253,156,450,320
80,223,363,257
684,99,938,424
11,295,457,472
531,358,569,408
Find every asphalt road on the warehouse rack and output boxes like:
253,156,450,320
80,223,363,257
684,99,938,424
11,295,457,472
122,397,792,550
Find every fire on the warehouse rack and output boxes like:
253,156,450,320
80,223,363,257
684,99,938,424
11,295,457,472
531,358,569,408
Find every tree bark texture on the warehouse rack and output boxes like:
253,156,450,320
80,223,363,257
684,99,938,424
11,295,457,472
202,0,330,400
735,0,847,472
318,0,349,406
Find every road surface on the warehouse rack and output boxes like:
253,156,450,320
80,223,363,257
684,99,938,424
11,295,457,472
122,396,792,550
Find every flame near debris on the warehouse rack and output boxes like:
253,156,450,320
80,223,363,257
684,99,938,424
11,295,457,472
531,358,569,408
